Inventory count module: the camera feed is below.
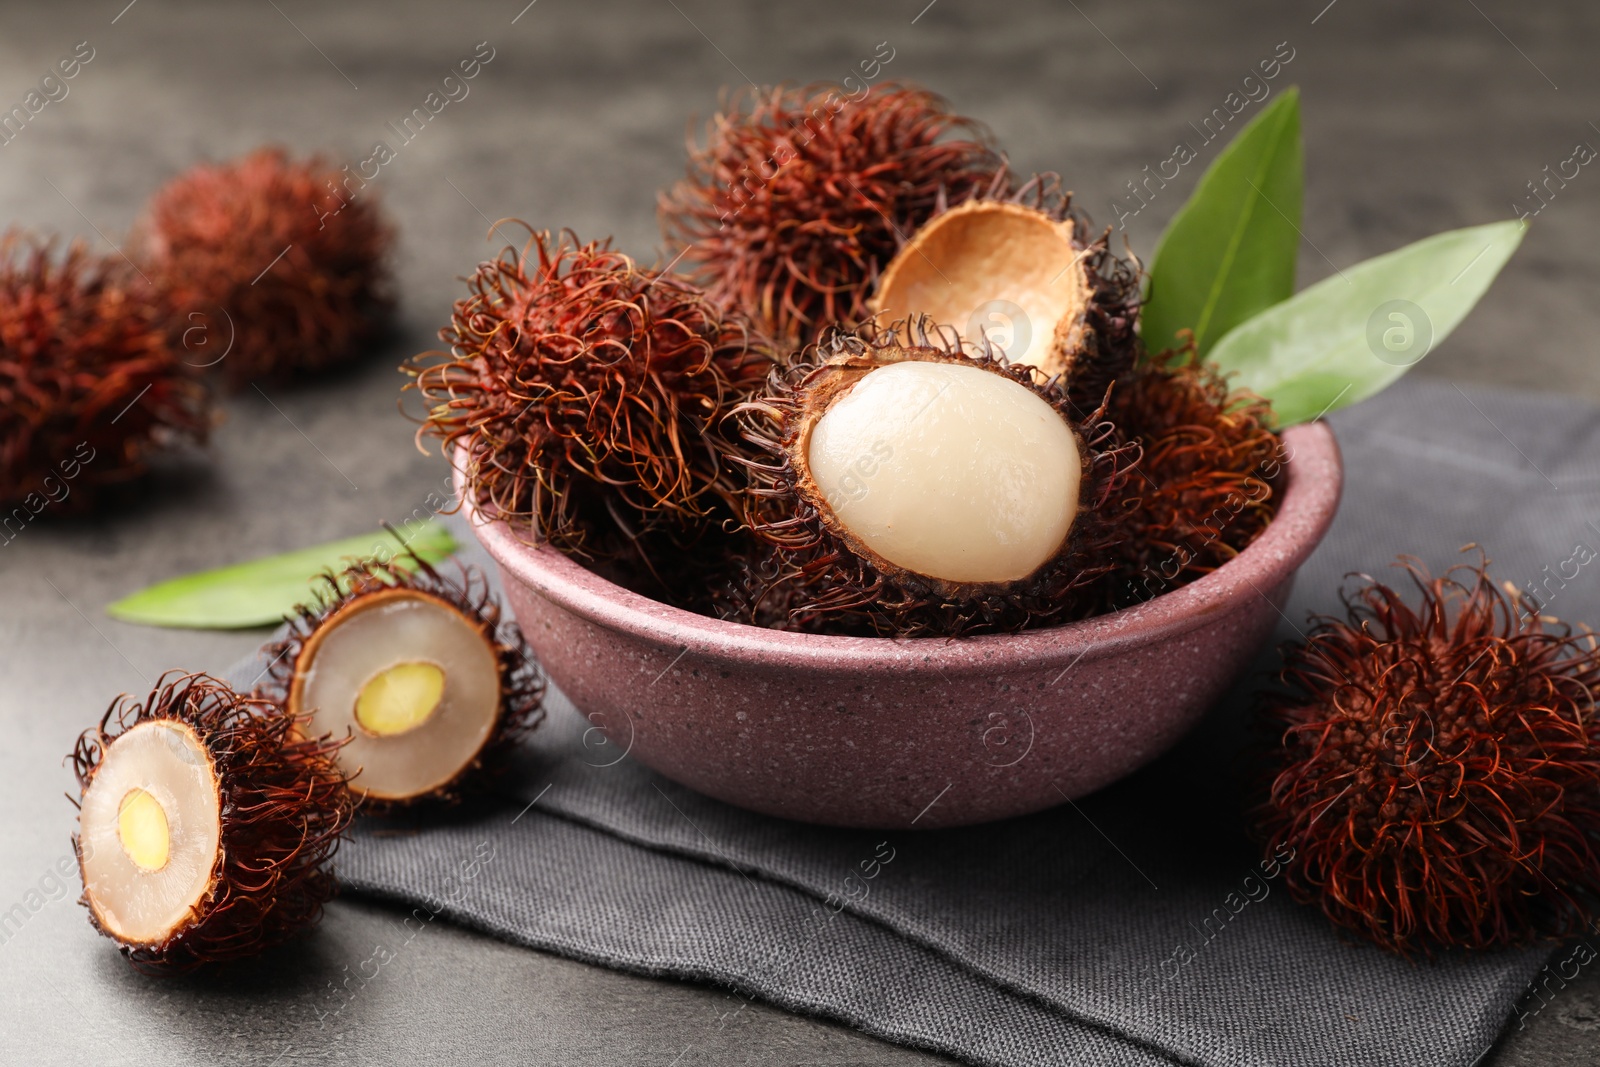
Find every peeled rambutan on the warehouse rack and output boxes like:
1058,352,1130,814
70,672,353,972
0,231,209,512
258,551,546,809
729,317,1137,636
870,173,1143,411
1255,554,1600,953
405,227,773,561
659,83,1005,347
140,147,394,387
1098,344,1282,610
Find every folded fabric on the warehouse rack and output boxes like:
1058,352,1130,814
236,377,1600,1066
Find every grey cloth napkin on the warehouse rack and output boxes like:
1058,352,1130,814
232,377,1600,1067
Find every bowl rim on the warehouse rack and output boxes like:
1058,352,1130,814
460,420,1342,675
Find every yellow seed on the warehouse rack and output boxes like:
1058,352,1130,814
117,788,170,872
355,661,446,737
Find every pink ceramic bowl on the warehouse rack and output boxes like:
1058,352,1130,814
465,422,1341,829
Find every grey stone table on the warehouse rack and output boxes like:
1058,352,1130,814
2,0,1598,1063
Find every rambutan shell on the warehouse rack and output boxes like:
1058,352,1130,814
871,199,1093,380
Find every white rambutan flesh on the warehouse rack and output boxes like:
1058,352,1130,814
804,360,1082,584
78,720,221,946
291,589,503,802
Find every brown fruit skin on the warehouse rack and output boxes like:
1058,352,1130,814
1095,344,1282,612
659,83,1005,348
257,552,546,811
0,232,209,512
871,173,1144,417
69,672,353,973
141,147,394,388
1254,555,1600,955
728,318,1138,637
406,228,774,563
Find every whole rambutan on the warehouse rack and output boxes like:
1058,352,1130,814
140,147,394,387
1099,344,1282,610
1255,554,1600,953
729,317,1137,636
257,550,546,810
0,231,209,512
70,672,353,971
405,227,773,561
659,83,1005,347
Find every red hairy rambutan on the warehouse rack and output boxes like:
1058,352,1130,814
141,147,394,387
1255,554,1600,953
405,228,773,561
0,231,209,512
70,672,353,971
659,83,1005,347
1099,345,1282,610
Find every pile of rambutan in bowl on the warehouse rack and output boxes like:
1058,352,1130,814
402,83,1486,828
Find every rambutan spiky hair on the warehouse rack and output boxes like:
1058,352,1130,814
1256,553,1600,953
141,146,394,387
406,227,773,560
659,82,1005,346
0,230,209,511
1098,343,1282,611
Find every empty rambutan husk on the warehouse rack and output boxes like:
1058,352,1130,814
870,174,1142,411
70,671,352,972
1095,343,1282,611
659,82,1005,347
140,146,394,388
1255,553,1600,954
405,226,773,564
728,317,1138,636
0,230,209,512
258,550,546,809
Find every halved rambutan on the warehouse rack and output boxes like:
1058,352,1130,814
258,552,545,809
0,231,209,511
140,147,394,387
870,174,1142,410
1098,345,1282,610
729,318,1137,635
70,672,352,971
405,228,773,560
659,83,1004,347
1255,554,1600,953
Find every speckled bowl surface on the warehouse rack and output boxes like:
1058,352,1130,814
464,422,1342,829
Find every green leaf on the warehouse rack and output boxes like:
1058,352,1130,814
1206,219,1527,426
106,521,459,629
1142,87,1304,357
